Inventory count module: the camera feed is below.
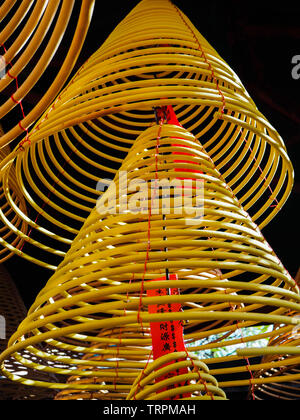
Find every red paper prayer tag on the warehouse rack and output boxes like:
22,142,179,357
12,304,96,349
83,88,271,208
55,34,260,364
147,274,191,399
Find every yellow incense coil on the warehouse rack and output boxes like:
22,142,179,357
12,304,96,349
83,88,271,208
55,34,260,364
249,322,300,400
54,269,234,401
127,352,227,400
0,124,299,396
0,265,27,352
0,126,28,263
0,0,294,269
0,264,56,400
54,326,151,400
0,0,95,148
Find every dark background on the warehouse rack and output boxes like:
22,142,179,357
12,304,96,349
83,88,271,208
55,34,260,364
2,0,300,310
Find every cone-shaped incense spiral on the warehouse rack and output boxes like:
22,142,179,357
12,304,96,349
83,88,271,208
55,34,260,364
0,0,294,269
0,0,95,148
249,320,300,400
0,123,299,398
0,264,56,400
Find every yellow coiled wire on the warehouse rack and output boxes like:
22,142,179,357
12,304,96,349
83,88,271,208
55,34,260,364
0,125,28,263
0,0,294,270
53,269,238,400
0,124,299,398
54,326,152,400
247,318,300,400
0,264,56,400
0,0,95,148
127,352,227,401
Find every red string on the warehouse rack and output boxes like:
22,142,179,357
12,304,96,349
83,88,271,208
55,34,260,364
194,131,297,293
136,212,151,330
219,266,257,400
19,134,85,253
239,325,256,400
10,93,19,104
125,273,135,315
137,119,164,329
133,349,153,400
251,217,298,291
208,126,296,397
242,135,280,209
114,273,136,392
170,3,226,118
182,347,215,400
113,328,122,392
155,108,214,399
145,110,214,400
163,8,280,214
1,43,30,149
135,118,164,398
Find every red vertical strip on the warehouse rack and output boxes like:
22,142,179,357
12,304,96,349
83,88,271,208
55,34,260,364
147,274,190,399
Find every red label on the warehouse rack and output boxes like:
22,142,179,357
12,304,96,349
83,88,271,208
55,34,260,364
147,274,190,399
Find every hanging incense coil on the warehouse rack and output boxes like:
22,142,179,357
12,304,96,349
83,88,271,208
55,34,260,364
54,271,235,400
0,264,57,400
0,0,95,148
0,0,294,269
0,126,28,263
0,265,27,350
54,326,151,400
0,123,299,396
249,323,300,400
127,352,227,400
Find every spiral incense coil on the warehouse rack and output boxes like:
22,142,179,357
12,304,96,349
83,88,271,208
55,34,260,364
0,0,294,270
0,123,299,396
249,324,300,400
0,264,56,400
0,265,27,350
54,326,152,400
54,270,236,401
127,352,227,400
0,0,95,148
54,271,231,401
0,126,28,264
